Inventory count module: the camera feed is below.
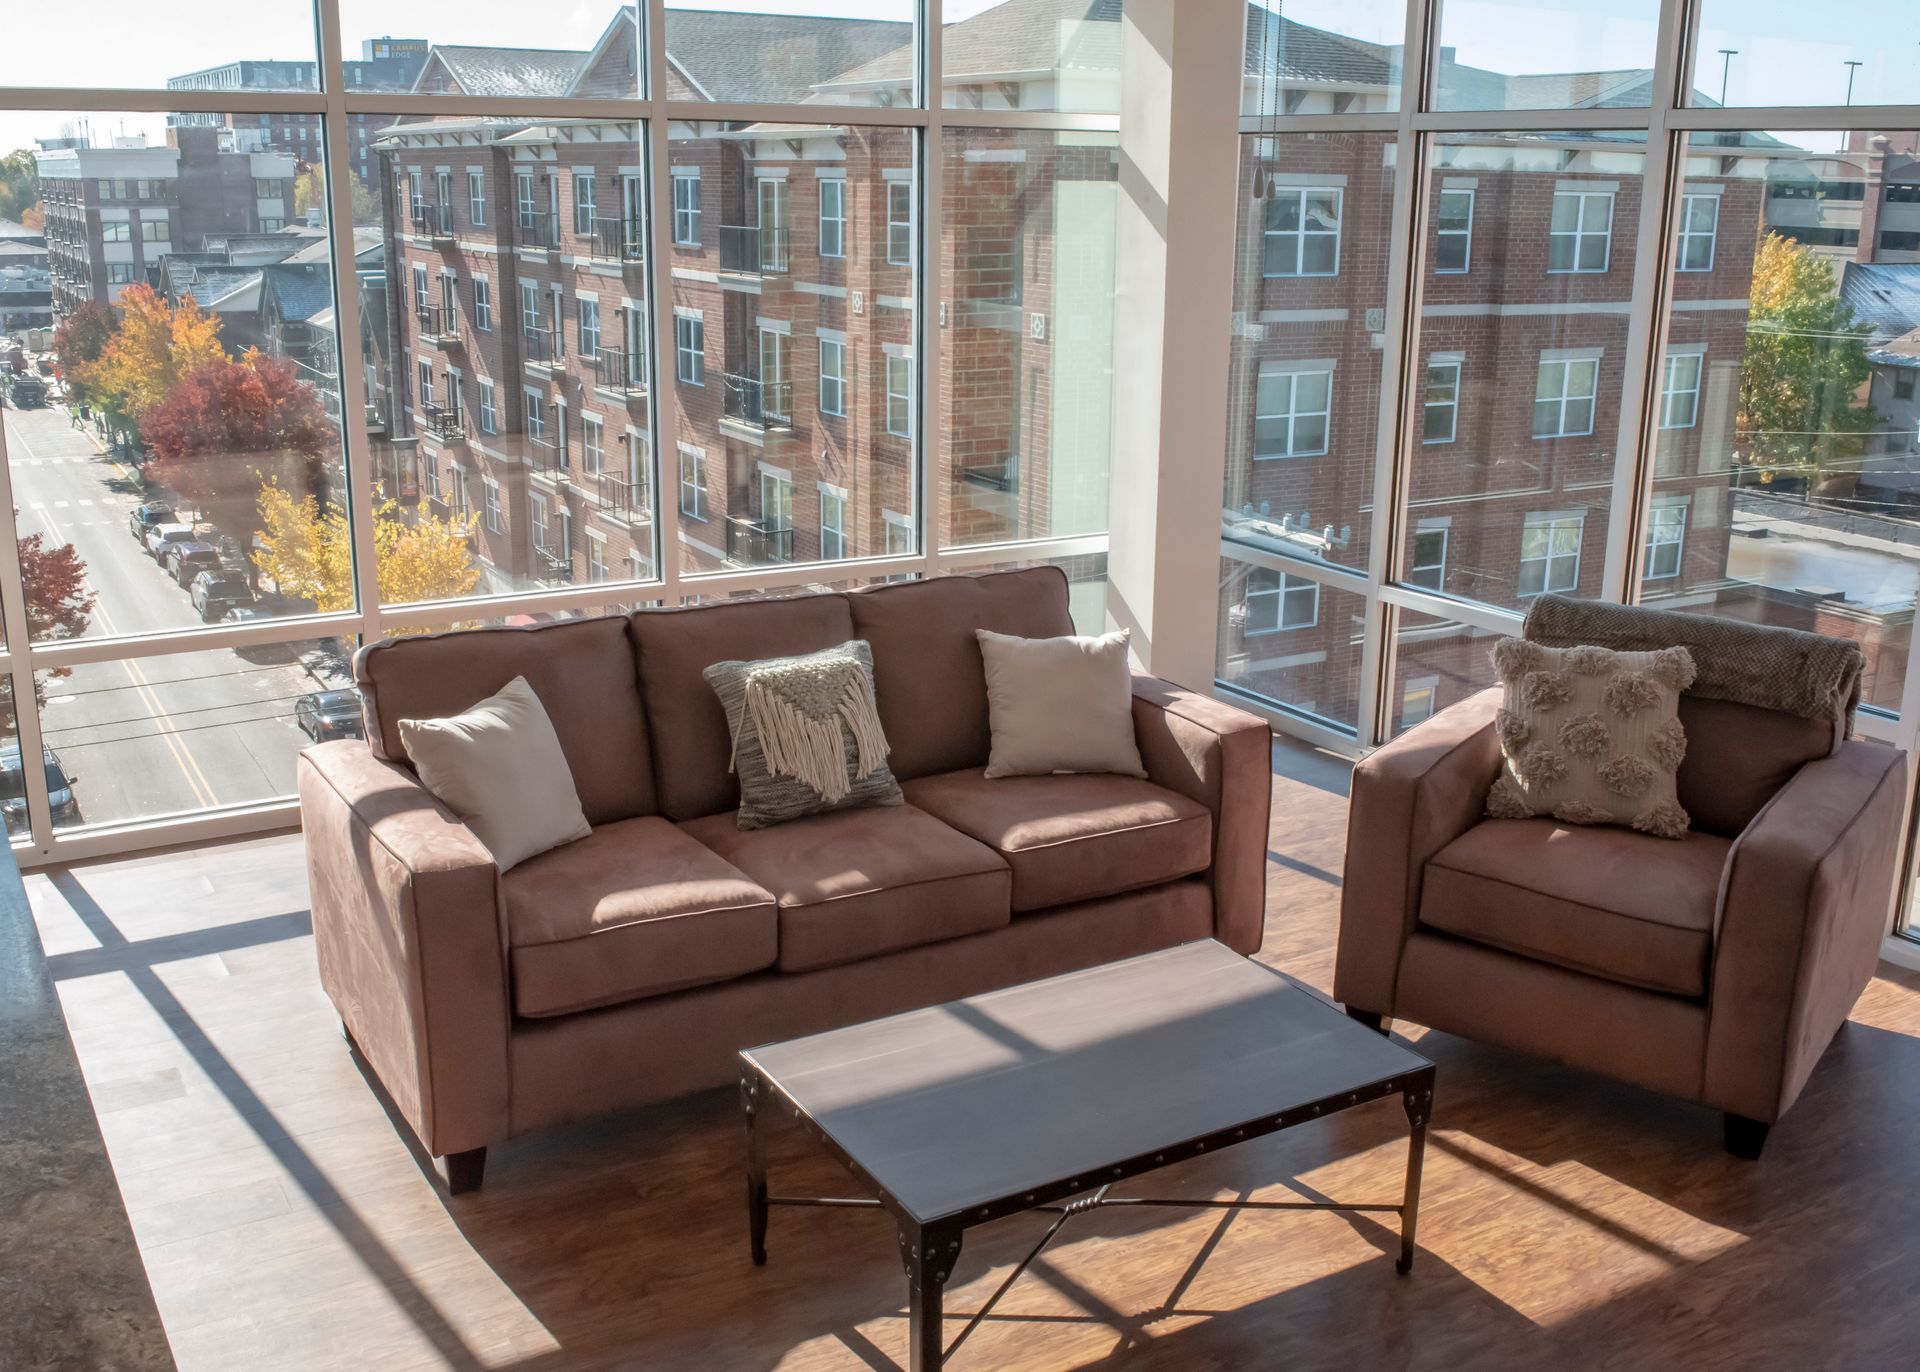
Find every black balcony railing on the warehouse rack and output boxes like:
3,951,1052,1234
422,403,465,442
726,515,794,565
527,433,564,476
522,325,565,368
596,471,644,518
589,215,646,264
722,372,793,431
718,223,790,274
594,346,646,393
517,209,559,250
410,200,453,238
415,303,459,343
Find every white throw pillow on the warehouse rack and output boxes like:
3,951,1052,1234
976,628,1146,780
396,676,591,872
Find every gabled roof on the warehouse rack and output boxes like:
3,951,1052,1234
261,263,333,324
412,44,590,98
664,7,911,103
1244,7,1395,88
1841,261,1920,355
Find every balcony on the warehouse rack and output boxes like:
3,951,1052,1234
594,471,646,521
416,304,461,349
726,514,794,565
292,361,343,425
588,215,646,266
410,200,454,243
718,224,790,276
422,404,466,444
522,326,566,372
721,372,793,434
593,346,647,397
527,434,566,479
516,209,559,252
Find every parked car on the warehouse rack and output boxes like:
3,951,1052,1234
0,741,80,835
295,690,364,743
191,570,254,621
3,372,46,408
143,524,195,561
129,503,177,541
222,606,292,662
164,542,223,587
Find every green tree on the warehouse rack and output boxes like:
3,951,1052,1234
294,167,379,227
0,149,38,225
1739,233,1880,474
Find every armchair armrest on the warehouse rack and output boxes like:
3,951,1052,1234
298,741,510,1159
1130,676,1273,955
1705,739,1908,1123
1334,687,1503,1015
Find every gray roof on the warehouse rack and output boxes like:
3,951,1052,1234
1841,260,1920,352
421,45,590,98
1245,7,1396,88
261,263,334,324
825,0,1111,90
0,219,43,243
664,8,910,103
0,240,48,259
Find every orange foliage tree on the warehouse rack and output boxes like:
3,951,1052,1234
78,284,225,437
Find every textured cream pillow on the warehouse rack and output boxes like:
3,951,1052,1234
397,676,591,872
1487,638,1696,839
976,628,1146,779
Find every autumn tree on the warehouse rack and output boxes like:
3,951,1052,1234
0,149,38,225
294,167,379,226
1739,233,1880,474
51,301,116,406
140,350,335,536
254,486,479,612
4,514,95,727
79,284,226,438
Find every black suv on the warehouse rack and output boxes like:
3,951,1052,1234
191,570,255,621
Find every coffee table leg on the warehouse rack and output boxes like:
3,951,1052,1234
741,1072,768,1266
903,1224,959,1370
1397,1077,1432,1275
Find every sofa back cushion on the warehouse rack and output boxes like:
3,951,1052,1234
847,567,1076,782
631,594,856,819
355,615,654,825
1675,695,1836,837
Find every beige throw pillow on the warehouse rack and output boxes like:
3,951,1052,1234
1487,638,1695,839
397,676,591,872
976,628,1146,780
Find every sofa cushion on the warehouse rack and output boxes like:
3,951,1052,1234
847,567,1075,782
1419,818,1732,997
357,615,654,826
503,816,777,1018
679,805,1010,972
1676,695,1835,837
631,594,855,821
903,769,1212,913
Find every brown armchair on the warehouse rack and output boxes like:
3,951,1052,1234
1335,606,1909,1158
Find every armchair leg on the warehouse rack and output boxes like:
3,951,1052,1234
1344,1006,1391,1035
1724,1114,1771,1160
437,1147,488,1195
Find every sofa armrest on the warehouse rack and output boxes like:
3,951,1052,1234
1334,687,1503,1015
1705,739,1908,1123
298,741,510,1158
1130,677,1273,955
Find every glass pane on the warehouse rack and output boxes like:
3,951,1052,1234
0,681,25,839
670,121,915,573
1641,128,1920,714
0,5,317,91
943,1,1117,115
941,129,1114,549
1401,132,1642,605
665,2,913,106
1389,610,1502,737
1433,0,1660,112
366,111,658,604
1227,133,1394,577
1691,3,1920,109
10,110,347,642
1243,1,1406,117
337,3,638,98
1217,556,1364,730
931,554,1108,633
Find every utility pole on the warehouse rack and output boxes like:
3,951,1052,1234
1717,49,1737,106
1844,59,1864,106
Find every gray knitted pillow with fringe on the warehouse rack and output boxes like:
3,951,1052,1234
1487,637,1696,839
704,639,903,830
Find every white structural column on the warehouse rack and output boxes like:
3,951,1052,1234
1106,0,1244,689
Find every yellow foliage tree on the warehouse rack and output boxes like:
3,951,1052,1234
253,485,480,613
80,284,226,429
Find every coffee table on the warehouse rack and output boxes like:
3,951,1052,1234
738,939,1435,1369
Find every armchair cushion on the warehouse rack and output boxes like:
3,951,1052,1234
1420,818,1732,998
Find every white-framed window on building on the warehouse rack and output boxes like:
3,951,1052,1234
524,388,546,443
450,466,470,519
530,491,550,554
516,171,536,229
1408,524,1448,591
1677,192,1719,272
1253,363,1332,459
411,263,429,312
819,483,848,561
676,314,705,385
1423,359,1460,443
582,414,604,476
1533,354,1600,438
759,468,794,562
883,508,915,557
759,327,790,422
680,445,709,521
1548,189,1613,273
101,221,130,243
421,455,441,502
579,298,601,361
886,350,912,438
106,263,136,284
587,531,608,583
1262,186,1342,277
416,358,434,410
1519,512,1584,596
1434,186,1473,273
573,172,596,237
485,478,502,533
1644,500,1688,580
468,169,485,225
519,281,539,337
478,378,496,434
1401,676,1440,728
672,170,700,245
1244,568,1319,634
1661,350,1703,429
473,277,492,331
819,335,846,416
819,175,846,258
886,180,912,266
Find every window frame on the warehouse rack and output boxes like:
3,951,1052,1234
1423,359,1460,444
1532,354,1601,440
675,314,705,386
819,175,847,258
680,445,709,521
1643,501,1688,581
1261,185,1343,279
672,170,701,246
1676,191,1718,273
1252,363,1333,460
1433,186,1473,273
1244,568,1320,635
1547,189,1614,275
886,180,913,266
1660,350,1703,430
886,351,913,438
1518,513,1585,597
819,336,847,417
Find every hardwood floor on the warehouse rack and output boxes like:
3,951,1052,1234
27,737,1920,1371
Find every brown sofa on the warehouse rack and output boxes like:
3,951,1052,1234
1336,680,1907,1158
299,567,1273,1191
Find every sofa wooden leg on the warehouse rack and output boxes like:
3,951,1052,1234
1344,1006,1390,1035
437,1147,488,1195
1724,1114,1771,1160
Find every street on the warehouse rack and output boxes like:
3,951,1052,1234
2,401,339,832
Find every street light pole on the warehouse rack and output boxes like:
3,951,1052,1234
1718,48,1737,106
1844,59,1864,106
